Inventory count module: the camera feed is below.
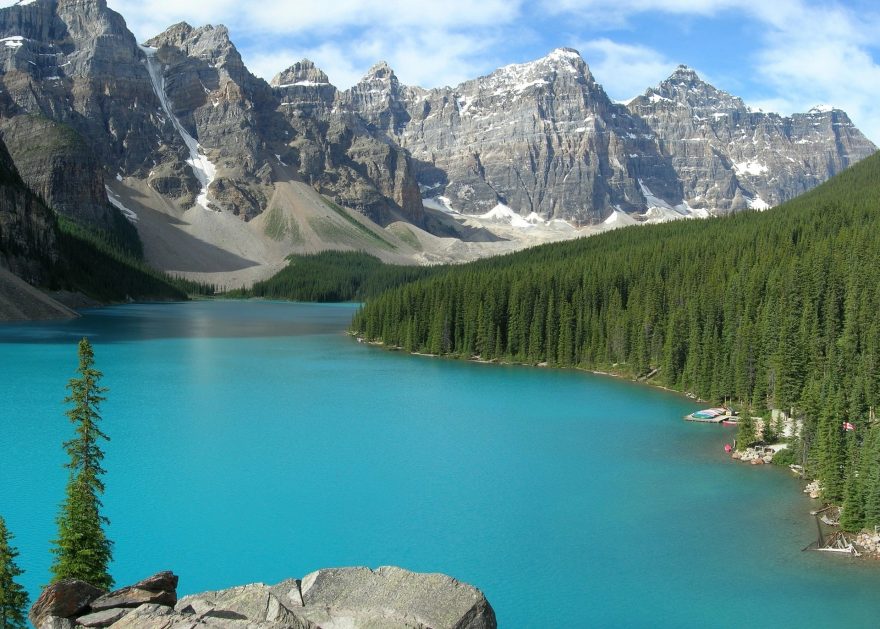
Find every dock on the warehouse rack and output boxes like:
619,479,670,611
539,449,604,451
684,413,736,424
684,407,737,424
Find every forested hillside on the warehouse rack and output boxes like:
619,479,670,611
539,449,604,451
229,252,438,302
352,151,880,530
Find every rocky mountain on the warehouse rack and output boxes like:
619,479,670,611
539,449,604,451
0,0,874,296
628,65,877,212
383,48,686,223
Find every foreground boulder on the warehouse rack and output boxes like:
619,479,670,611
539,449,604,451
29,580,105,629
295,566,496,629
29,566,495,628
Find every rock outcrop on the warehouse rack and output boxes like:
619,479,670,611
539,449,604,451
29,567,497,629
29,579,105,628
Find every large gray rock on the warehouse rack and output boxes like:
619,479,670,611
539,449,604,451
29,579,105,629
296,566,496,629
163,567,494,628
89,570,178,611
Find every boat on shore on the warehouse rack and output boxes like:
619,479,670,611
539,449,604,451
684,407,735,424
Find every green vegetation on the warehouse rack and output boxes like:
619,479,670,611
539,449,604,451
352,151,880,530
388,223,422,251
263,206,303,244
0,516,28,629
50,339,113,589
228,251,438,302
319,198,397,250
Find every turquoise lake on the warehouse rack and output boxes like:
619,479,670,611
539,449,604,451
3,301,880,627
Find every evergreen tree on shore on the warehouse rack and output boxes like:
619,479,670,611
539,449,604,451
49,338,113,589
0,516,28,629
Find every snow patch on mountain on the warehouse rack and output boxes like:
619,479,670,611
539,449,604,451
105,186,138,224
603,209,638,229
479,203,534,228
422,196,460,214
733,160,769,177
140,45,217,212
747,195,771,211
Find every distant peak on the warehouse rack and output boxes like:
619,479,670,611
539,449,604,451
272,59,331,88
669,64,701,82
548,47,582,60
363,61,396,82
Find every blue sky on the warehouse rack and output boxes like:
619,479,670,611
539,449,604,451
8,0,880,142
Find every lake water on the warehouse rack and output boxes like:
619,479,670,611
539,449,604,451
2,301,880,627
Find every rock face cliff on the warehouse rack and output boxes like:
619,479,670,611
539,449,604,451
29,567,497,629
627,66,877,212
274,59,425,226
0,131,57,283
388,49,684,222
0,0,164,228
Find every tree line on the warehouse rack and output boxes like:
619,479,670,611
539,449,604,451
227,251,439,302
352,151,880,531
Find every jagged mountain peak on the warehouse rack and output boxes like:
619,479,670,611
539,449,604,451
147,22,232,51
668,64,700,81
637,66,745,112
545,47,585,64
271,59,332,87
494,47,589,77
362,60,397,82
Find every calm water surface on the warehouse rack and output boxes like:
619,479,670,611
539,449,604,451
2,301,879,627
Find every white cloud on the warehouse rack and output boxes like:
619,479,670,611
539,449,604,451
104,0,520,40
240,26,508,90
97,0,521,90
576,39,677,102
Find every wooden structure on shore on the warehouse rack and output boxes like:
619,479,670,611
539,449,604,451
803,510,861,556
684,411,737,424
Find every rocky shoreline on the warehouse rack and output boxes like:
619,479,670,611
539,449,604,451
729,447,880,560
29,566,497,629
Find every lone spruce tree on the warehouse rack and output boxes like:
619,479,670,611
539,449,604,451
49,338,113,589
0,516,28,629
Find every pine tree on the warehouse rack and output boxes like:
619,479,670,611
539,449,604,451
736,409,757,451
0,516,28,629
49,338,113,589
